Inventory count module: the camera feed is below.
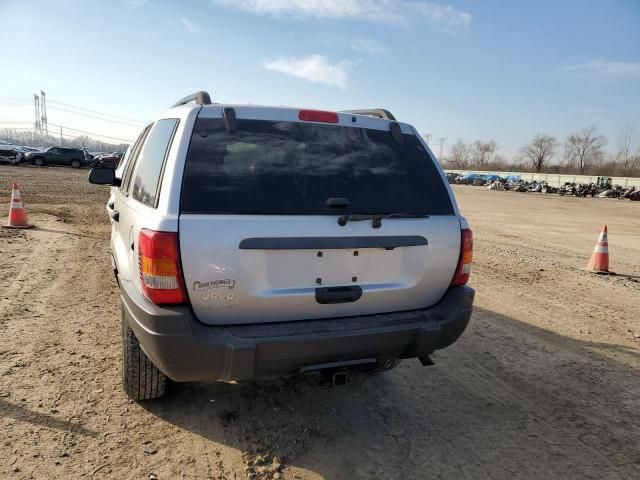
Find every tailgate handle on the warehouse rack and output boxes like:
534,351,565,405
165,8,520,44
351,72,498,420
315,286,362,304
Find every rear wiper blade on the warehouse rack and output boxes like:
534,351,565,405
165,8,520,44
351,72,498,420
337,213,429,228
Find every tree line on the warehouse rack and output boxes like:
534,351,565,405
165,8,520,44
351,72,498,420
0,129,129,153
442,126,640,177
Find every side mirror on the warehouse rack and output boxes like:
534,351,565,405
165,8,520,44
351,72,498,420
88,167,120,186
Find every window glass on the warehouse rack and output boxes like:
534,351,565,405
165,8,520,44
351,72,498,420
181,118,453,215
121,124,151,193
131,118,179,207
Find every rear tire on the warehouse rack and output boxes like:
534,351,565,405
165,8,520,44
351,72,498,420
34,157,45,167
122,307,167,400
71,160,81,168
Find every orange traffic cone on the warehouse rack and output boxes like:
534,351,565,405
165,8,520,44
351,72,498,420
586,225,610,274
3,182,33,229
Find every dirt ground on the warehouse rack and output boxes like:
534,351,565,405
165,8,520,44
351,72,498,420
1,166,639,480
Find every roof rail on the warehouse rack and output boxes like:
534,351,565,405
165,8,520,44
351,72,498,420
171,91,212,108
340,108,396,121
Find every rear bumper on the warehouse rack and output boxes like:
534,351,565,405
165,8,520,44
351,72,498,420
121,280,474,382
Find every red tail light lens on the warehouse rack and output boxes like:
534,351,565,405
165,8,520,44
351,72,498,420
138,229,186,305
450,228,473,287
298,109,339,123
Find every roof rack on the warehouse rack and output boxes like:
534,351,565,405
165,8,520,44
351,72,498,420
171,91,212,108
340,108,396,121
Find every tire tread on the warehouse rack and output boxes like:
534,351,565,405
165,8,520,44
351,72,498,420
122,308,166,401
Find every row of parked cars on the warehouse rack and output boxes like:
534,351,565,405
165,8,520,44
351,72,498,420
0,142,123,168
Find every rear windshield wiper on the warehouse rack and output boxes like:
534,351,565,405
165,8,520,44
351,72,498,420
338,213,429,228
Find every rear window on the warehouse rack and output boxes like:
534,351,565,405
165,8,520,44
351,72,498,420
181,118,453,215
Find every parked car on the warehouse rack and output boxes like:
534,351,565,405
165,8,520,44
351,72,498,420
89,91,474,400
81,147,94,163
15,146,40,163
25,147,88,168
92,151,123,169
0,144,20,164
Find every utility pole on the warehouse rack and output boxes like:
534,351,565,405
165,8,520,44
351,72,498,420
40,90,48,136
437,137,447,161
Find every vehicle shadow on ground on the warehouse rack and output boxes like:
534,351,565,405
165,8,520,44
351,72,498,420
141,307,640,479
0,398,97,438
32,226,104,240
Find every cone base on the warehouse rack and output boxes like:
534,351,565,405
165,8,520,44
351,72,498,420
585,269,615,275
2,224,35,229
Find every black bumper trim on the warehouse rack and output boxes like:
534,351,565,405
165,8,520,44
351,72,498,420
120,279,474,382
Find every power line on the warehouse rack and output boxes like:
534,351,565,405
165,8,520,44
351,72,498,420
47,122,133,142
48,105,144,127
48,99,145,124
0,96,145,125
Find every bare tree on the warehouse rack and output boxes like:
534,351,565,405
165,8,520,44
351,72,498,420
615,125,639,171
0,128,129,152
520,134,558,172
446,140,472,169
472,140,497,168
563,127,606,174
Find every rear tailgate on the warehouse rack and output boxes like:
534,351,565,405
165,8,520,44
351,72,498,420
179,106,460,325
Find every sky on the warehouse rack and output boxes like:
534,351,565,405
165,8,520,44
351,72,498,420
0,0,639,158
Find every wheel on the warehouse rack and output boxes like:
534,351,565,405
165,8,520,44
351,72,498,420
122,306,167,400
71,160,81,168
34,157,45,167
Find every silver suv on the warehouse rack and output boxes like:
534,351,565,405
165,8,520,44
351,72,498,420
89,91,474,400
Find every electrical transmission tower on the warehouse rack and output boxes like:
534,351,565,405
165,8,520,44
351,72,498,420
33,94,41,134
437,137,447,161
40,90,48,136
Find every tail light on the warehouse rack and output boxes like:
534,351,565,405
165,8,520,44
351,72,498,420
298,109,339,123
138,229,186,305
450,228,473,287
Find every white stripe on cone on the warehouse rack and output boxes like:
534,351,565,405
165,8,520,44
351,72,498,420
594,245,609,254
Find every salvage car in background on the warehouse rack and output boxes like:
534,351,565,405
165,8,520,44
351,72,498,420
0,144,19,164
24,147,89,168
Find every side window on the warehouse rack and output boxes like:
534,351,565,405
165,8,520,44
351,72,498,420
130,119,179,208
121,124,152,193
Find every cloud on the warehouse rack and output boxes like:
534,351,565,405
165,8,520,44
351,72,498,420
181,18,203,34
213,0,471,29
562,59,640,79
263,54,354,88
351,38,390,56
